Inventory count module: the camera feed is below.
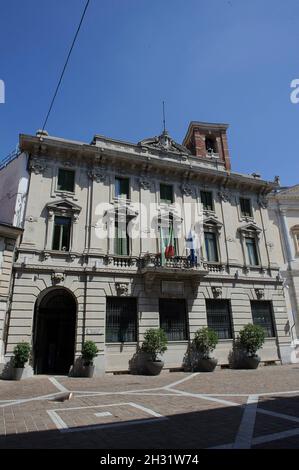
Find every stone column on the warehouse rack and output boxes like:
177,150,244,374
279,208,294,263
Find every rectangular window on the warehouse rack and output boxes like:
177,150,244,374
204,232,218,262
57,169,75,193
160,184,174,204
201,191,213,211
240,198,252,217
52,216,71,251
106,297,137,343
251,301,275,337
159,299,188,341
114,221,130,256
246,237,259,265
206,299,233,339
115,177,129,199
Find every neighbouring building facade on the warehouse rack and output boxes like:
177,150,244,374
268,185,299,362
0,122,293,377
0,222,22,375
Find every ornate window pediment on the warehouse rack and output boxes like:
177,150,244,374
46,200,82,219
203,217,223,233
238,222,262,237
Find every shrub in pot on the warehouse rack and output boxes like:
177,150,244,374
81,341,99,377
12,342,31,380
141,328,168,375
238,323,265,369
193,327,218,372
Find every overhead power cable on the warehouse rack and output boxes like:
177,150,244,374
41,0,91,133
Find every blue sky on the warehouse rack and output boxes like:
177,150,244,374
0,0,298,184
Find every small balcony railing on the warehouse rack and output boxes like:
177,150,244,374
141,254,200,270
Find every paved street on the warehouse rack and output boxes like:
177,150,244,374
0,364,299,449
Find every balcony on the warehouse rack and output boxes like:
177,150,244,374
140,254,208,280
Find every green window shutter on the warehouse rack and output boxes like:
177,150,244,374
201,191,213,211
57,169,75,192
160,184,173,204
115,177,129,199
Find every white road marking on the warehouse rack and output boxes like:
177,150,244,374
163,373,199,390
169,388,241,407
47,410,68,430
233,394,259,449
257,408,299,424
47,401,167,433
48,377,69,393
94,412,112,418
252,427,299,446
0,392,61,408
128,402,163,418
61,417,167,433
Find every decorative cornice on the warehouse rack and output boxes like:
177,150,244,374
29,157,47,175
88,167,107,183
218,188,231,203
181,182,194,197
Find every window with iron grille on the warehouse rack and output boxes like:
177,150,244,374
251,301,275,337
106,297,137,343
115,177,130,199
160,184,174,204
240,198,252,217
57,169,75,193
200,191,214,211
52,216,71,251
206,299,233,339
159,299,188,341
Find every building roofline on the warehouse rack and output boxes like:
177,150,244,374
18,132,278,193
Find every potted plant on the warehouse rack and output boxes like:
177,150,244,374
12,342,31,380
238,323,265,369
81,340,98,378
141,328,168,375
193,327,218,372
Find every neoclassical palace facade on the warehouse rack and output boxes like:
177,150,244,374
0,122,292,377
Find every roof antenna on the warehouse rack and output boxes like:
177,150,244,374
162,101,166,133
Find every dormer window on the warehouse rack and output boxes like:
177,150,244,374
160,184,174,204
205,137,217,155
115,177,129,200
57,169,75,193
240,198,252,218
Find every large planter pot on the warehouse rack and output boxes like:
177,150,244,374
12,368,24,381
196,358,218,372
144,360,164,376
241,355,260,370
82,364,95,378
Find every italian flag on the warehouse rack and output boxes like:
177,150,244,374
161,223,175,265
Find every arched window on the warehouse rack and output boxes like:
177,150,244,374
205,136,218,155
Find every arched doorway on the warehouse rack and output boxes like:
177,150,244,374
33,289,76,375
